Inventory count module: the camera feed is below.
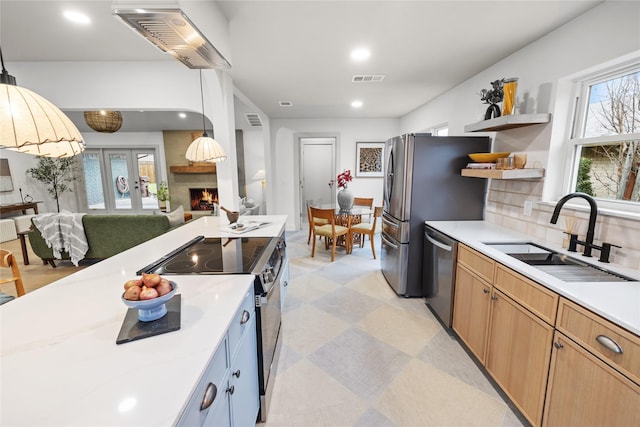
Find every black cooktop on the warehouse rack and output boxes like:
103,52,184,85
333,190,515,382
137,236,272,275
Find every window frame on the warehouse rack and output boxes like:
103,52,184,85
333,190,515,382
561,61,640,214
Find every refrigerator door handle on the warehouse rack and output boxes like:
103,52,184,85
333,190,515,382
382,216,399,228
425,232,453,252
381,233,399,249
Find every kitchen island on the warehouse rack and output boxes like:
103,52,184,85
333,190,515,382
0,215,287,426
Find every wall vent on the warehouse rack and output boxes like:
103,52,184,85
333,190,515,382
279,101,293,107
114,8,231,69
244,113,263,127
352,75,385,82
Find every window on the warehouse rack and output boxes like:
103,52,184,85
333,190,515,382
568,65,640,208
432,124,448,136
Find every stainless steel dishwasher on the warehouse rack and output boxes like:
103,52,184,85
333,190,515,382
423,225,458,328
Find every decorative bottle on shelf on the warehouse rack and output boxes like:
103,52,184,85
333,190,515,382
337,185,354,213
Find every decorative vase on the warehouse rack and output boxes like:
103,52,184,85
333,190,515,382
337,186,354,213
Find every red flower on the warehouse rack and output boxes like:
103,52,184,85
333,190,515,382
337,169,353,189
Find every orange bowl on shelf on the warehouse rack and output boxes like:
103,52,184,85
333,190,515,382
468,152,511,163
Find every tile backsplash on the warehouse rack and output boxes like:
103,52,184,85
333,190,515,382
485,179,640,270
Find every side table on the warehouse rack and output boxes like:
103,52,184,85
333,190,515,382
17,231,30,265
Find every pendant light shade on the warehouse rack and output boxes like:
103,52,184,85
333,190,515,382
185,70,226,163
84,110,123,133
0,47,84,158
186,134,227,163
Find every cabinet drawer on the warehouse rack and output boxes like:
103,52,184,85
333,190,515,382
177,339,229,426
228,288,255,358
458,244,495,283
557,298,640,385
494,264,558,325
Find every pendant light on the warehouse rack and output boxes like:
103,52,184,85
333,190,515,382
185,70,226,163
0,46,84,158
84,110,123,133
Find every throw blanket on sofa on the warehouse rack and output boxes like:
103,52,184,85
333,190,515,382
32,213,89,266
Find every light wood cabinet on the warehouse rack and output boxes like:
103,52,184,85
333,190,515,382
543,332,640,427
485,288,554,426
556,298,640,385
452,264,492,364
453,244,639,427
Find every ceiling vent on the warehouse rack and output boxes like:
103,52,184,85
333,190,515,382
244,113,263,127
352,75,385,82
279,101,293,107
113,8,231,69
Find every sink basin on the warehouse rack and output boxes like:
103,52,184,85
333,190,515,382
484,242,635,283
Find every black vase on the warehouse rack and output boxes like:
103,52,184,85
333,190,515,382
484,104,501,120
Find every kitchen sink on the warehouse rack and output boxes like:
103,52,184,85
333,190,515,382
484,242,636,283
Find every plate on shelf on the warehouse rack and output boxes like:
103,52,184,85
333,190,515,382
468,152,510,162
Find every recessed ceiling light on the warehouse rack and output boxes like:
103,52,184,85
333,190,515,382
350,48,370,61
178,112,187,119
63,10,91,25
351,100,363,108
279,101,293,107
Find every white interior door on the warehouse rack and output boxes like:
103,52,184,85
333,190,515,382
300,137,336,223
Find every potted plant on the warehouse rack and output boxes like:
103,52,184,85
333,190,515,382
26,156,80,213
157,181,170,211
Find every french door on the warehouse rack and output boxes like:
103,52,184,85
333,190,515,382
82,148,160,214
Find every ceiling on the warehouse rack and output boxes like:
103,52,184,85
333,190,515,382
1,0,603,130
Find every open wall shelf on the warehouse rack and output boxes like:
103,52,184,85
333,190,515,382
464,114,551,132
461,168,545,179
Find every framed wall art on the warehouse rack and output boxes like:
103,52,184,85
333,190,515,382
0,158,14,192
355,142,384,177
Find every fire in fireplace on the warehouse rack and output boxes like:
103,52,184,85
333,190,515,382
190,188,218,211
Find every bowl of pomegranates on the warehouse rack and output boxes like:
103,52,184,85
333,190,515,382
121,273,177,322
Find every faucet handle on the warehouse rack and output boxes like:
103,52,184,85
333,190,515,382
598,242,621,263
563,233,579,252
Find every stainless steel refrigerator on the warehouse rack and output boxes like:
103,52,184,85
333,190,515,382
380,133,490,297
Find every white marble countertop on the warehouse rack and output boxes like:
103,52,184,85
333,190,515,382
425,221,640,336
0,215,286,426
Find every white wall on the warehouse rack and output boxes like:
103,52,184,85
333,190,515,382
1,61,240,212
399,1,640,268
269,118,399,230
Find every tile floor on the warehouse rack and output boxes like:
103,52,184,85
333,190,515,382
265,229,528,427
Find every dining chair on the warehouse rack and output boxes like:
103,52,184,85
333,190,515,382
349,206,383,259
309,207,351,261
306,200,329,244
0,249,26,297
353,197,374,223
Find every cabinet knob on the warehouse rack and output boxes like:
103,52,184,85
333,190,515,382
596,335,623,354
553,341,564,350
226,385,235,395
200,383,217,411
233,369,241,378
482,288,489,294
240,310,250,325
490,295,498,301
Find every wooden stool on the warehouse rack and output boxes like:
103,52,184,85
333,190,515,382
0,249,26,297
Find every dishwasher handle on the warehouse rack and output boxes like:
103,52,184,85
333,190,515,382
425,231,453,252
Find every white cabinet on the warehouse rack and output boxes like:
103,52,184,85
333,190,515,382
177,289,259,427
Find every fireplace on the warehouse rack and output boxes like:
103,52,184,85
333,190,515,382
190,188,218,211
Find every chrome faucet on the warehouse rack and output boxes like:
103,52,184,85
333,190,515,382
550,192,619,262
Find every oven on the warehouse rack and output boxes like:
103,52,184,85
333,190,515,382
137,232,286,423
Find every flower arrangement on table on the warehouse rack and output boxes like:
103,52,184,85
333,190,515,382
336,169,353,189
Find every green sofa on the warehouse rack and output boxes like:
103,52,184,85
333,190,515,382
28,215,176,267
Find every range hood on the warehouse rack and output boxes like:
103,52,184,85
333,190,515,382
114,8,231,69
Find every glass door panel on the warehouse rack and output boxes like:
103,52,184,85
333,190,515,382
82,151,106,210
136,152,160,211
109,153,132,210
